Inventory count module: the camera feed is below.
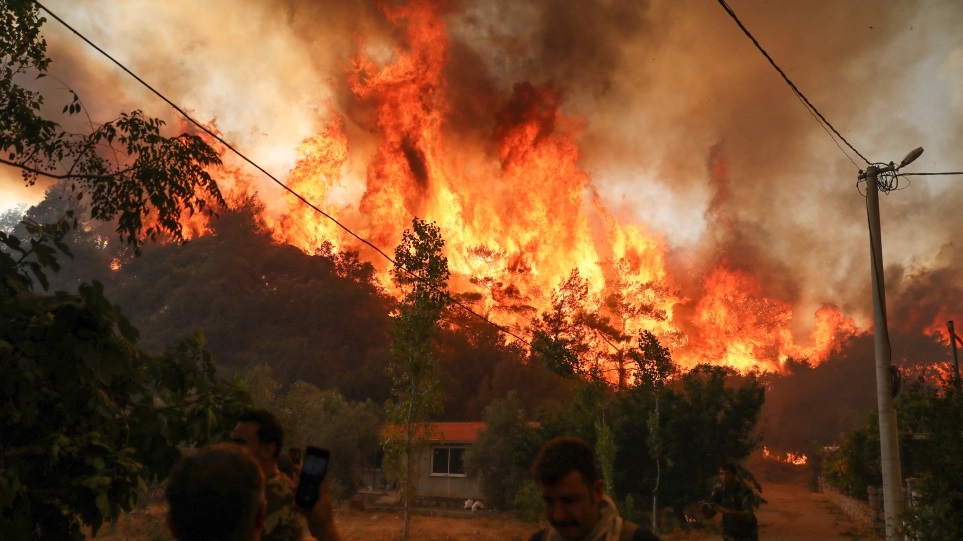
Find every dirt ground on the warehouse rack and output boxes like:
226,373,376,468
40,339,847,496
325,480,882,541
685,481,881,541
332,482,880,541
92,479,879,541
755,482,879,541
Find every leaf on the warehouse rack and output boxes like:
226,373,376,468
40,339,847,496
95,491,110,517
79,475,112,490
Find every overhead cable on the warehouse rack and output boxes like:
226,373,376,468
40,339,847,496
716,0,871,166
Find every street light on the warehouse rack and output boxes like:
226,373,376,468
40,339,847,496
858,147,922,541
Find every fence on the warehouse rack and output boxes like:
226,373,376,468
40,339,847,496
819,479,885,536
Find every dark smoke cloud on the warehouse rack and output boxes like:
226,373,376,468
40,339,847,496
13,0,963,347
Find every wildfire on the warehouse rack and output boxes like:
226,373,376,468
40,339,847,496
183,0,875,375
923,319,963,350
762,446,808,466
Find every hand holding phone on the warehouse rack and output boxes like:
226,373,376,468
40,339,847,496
295,446,329,509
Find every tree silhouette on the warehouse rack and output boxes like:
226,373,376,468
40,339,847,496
383,217,450,540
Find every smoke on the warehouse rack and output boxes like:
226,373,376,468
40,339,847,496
16,1,963,353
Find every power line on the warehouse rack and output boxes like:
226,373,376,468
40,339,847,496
902,172,963,176
32,1,585,362
716,0,871,166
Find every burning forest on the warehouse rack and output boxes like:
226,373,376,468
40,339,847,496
5,0,963,469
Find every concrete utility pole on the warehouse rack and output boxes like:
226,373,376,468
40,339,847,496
860,147,921,540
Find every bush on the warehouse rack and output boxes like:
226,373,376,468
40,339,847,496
901,474,963,541
513,480,543,523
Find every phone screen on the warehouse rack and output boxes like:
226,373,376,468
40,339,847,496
295,446,329,509
302,452,327,476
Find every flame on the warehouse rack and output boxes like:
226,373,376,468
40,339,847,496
762,446,808,466
785,305,861,366
674,263,862,371
923,318,963,349
164,0,881,376
268,115,351,253
685,262,792,371
899,362,959,391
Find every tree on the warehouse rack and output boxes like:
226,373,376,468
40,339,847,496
464,392,541,509
595,258,672,389
596,418,618,497
823,381,963,539
1,3,223,256
655,365,765,521
383,217,450,540
629,330,677,533
821,412,880,499
0,280,248,539
234,363,282,410
530,269,601,380
274,383,381,500
69,200,394,401
1,4,248,538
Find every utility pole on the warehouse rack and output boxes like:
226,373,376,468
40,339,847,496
859,147,921,540
948,321,961,389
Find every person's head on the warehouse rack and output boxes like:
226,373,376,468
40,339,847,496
166,443,266,541
532,437,605,540
231,409,284,474
719,462,740,488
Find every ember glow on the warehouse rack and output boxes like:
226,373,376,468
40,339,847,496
762,446,808,466
17,0,963,375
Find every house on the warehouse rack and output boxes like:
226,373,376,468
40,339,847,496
416,421,485,501
373,421,486,505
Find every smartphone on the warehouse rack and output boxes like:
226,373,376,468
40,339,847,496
295,446,329,509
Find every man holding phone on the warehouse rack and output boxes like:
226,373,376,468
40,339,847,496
165,442,343,541
231,409,304,541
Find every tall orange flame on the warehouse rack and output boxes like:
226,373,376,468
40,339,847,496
205,0,869,375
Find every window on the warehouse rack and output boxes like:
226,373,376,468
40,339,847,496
431,446,466,476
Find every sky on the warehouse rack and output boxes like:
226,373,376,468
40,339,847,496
3,0,962,351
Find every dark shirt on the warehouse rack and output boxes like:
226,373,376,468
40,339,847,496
709,481,758,541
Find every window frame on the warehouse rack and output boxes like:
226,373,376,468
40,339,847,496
429,445,467,477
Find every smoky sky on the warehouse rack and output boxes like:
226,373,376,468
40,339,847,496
7,0,963,345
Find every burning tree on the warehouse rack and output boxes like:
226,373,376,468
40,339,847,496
530,269,602,379
383,217,450,540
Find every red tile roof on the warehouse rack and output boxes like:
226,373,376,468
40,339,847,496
382,422,490,443
428,422,485,443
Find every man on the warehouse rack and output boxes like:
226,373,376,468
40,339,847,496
231,409,304,541
166,442,343,541
529,437,660,541
166,443,265,541
702,462,759,541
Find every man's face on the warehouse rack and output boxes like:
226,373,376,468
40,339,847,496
538,471,604,540
230,422,274,473
719,468,737,488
